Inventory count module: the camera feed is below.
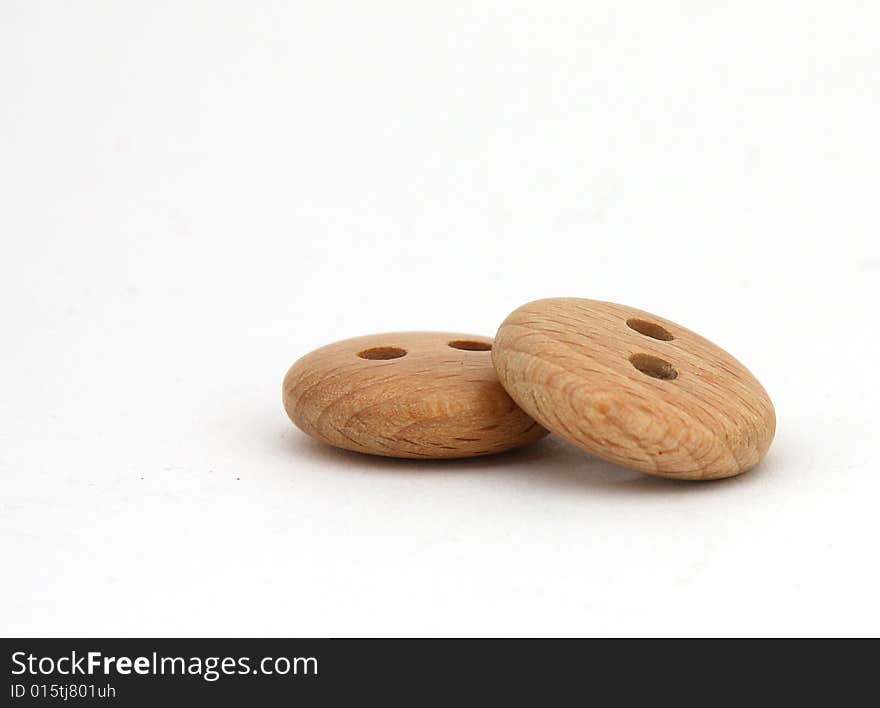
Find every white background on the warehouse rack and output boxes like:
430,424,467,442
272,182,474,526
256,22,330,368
2,1,878,637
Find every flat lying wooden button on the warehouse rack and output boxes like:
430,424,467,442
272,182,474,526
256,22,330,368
283,332,547,459
492,298,775,480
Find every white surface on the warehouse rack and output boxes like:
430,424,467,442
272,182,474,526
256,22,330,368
2,1,878,638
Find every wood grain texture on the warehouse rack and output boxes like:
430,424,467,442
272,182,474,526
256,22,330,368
283,332,547,459
492,298,775,480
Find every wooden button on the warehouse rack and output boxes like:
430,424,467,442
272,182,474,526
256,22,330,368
492,298,775,480
283,332,547,458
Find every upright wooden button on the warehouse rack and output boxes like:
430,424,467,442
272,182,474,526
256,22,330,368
283,332,547,459
492,298,775,480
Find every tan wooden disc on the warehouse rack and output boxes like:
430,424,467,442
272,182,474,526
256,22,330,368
492,298,775,480
282,332,547,459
